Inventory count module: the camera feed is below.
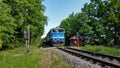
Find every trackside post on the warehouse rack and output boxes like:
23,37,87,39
24,25,31,54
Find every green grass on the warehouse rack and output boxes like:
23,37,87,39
0,46,70,68
80,45,120,56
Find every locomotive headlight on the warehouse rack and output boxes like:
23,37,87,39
54,38,57,40
62,39,64,41
52,38,57,42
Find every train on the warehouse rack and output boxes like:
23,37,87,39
43,27,65,47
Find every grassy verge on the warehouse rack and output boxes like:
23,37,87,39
80,45,120,56
0,46,70,68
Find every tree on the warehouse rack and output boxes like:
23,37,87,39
82,0,120,45
0,1,16,49
0,0,47,49
60,12,92,45
60,0,120,46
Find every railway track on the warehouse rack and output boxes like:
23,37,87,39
67,47,120,62
58,47,120,68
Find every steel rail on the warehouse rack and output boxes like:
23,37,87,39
58,48,120,68
67,47,120,61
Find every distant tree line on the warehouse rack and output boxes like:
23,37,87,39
0,0,47,49
60,0,120,46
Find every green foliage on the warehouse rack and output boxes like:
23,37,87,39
0,40,3,49
0,1,16,49
0,0,47,49
60,12,92,45
60,0,120,46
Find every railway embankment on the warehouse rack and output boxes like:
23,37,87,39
52,47,101,68
51,45,120,68
80,45,120,56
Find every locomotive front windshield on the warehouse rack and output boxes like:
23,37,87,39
52,29,56,32
51,28,65,33
58,29,65,33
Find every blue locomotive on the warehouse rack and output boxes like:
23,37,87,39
44,27,65,46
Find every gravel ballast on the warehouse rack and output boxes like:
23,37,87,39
51,48,101,68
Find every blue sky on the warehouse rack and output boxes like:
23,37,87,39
42,0,90,38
